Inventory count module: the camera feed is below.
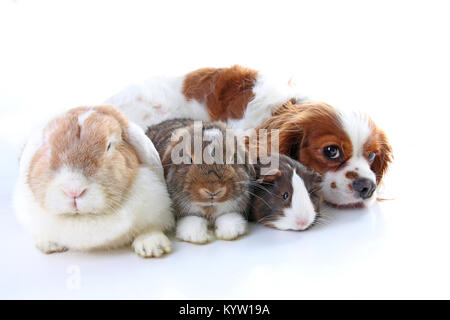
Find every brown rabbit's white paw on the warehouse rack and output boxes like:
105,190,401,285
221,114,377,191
215,213,248,241
176,216,210,244
132,231,172,258
36,240,68,254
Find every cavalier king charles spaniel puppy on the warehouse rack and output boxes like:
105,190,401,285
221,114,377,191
107,65,392,208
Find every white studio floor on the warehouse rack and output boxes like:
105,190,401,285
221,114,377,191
1,1,450,300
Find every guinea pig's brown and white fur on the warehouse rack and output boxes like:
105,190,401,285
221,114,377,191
251,154,322,231
13,105,174,257
147,119,253,244
107,65,392,208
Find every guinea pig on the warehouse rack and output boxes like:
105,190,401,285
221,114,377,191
250,154,323,231
147,119,254,244
13,105,174,258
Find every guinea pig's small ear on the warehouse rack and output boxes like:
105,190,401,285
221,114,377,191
126,121,165,181
257,168,282,184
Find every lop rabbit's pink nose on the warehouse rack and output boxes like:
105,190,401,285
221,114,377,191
63,189,86,199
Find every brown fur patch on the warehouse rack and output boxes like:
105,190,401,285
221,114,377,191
182,65,258,121
345,171,359,180
331,182,337,189
348,183,353,191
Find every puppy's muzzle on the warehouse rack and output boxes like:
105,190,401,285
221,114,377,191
353,178,376,200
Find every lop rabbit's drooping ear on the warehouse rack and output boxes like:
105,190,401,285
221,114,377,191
126,121,165,182
13,105,174,257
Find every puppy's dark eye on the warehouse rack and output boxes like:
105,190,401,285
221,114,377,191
368,152,376,163
323,145,341,160
282,192,289,200
107,142,112,152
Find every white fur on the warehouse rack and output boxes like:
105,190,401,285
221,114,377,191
45,166,105,215
77,109,95,126
272,172,317,231
176,216,210,244
18,127,45,182
105,76,210,130
132,230,172,258
214,212,247,240
228,73,306,130
127,121,165,182
321,110,377,206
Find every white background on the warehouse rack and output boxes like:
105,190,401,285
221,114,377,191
0,0,449,299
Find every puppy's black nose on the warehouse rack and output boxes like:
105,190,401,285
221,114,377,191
352,178,376,199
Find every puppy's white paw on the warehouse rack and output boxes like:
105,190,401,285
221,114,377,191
215,212,247,241
132,231,171,258
36,240,68,254
176,216,210,244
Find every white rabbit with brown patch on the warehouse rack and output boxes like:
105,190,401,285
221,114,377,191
13,105,174,258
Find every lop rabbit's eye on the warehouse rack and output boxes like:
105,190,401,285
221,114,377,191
107,142,112,152
282,192,289,200
368,152,376,163
323,145,341,160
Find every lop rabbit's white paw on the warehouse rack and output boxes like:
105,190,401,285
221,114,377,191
36,239,68,254
132,231,172,258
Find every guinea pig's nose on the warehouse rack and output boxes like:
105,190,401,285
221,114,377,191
352,178,376,199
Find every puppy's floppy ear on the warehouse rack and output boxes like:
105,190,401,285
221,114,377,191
258,102,306,161
371,129,393,185
126,121,165,182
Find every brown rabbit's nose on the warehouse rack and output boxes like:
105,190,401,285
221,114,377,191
200,187,227,200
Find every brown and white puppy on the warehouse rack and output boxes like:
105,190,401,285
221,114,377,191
13,105,174,257
107,65,392,208
260,101,392,208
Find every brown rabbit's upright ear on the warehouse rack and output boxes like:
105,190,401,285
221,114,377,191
371,129,393,185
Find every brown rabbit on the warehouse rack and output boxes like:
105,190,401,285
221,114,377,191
147,119,254,244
